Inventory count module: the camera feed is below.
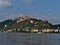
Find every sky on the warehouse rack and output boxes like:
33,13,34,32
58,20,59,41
0,0,60,24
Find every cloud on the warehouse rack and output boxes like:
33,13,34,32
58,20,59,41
3,13,25,20
0,0,11,7
24,0,33,3
0,13,29,22
45,13,59,24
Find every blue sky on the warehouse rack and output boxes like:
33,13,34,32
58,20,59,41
0,0,60,24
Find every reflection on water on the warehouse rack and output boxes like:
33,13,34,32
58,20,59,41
0,32,60,45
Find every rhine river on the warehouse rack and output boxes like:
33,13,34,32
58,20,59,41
0,32,60,45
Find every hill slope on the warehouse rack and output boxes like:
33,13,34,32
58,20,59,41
0,16,52,32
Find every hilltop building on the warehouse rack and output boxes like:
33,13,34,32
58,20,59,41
17,16,30,23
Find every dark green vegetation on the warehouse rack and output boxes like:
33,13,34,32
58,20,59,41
0,16,60,32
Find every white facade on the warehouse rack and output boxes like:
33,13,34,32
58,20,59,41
30,20,33,23
6,29,14,32
31,29,38,32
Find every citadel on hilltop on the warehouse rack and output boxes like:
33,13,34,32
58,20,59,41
17,16,30,23
0,16,60,33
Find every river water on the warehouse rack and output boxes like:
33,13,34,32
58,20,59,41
0,32,60,45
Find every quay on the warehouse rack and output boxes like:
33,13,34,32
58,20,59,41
41,29,60,33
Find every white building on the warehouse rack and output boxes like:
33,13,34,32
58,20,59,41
30,20,34,23
31,29,38,33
